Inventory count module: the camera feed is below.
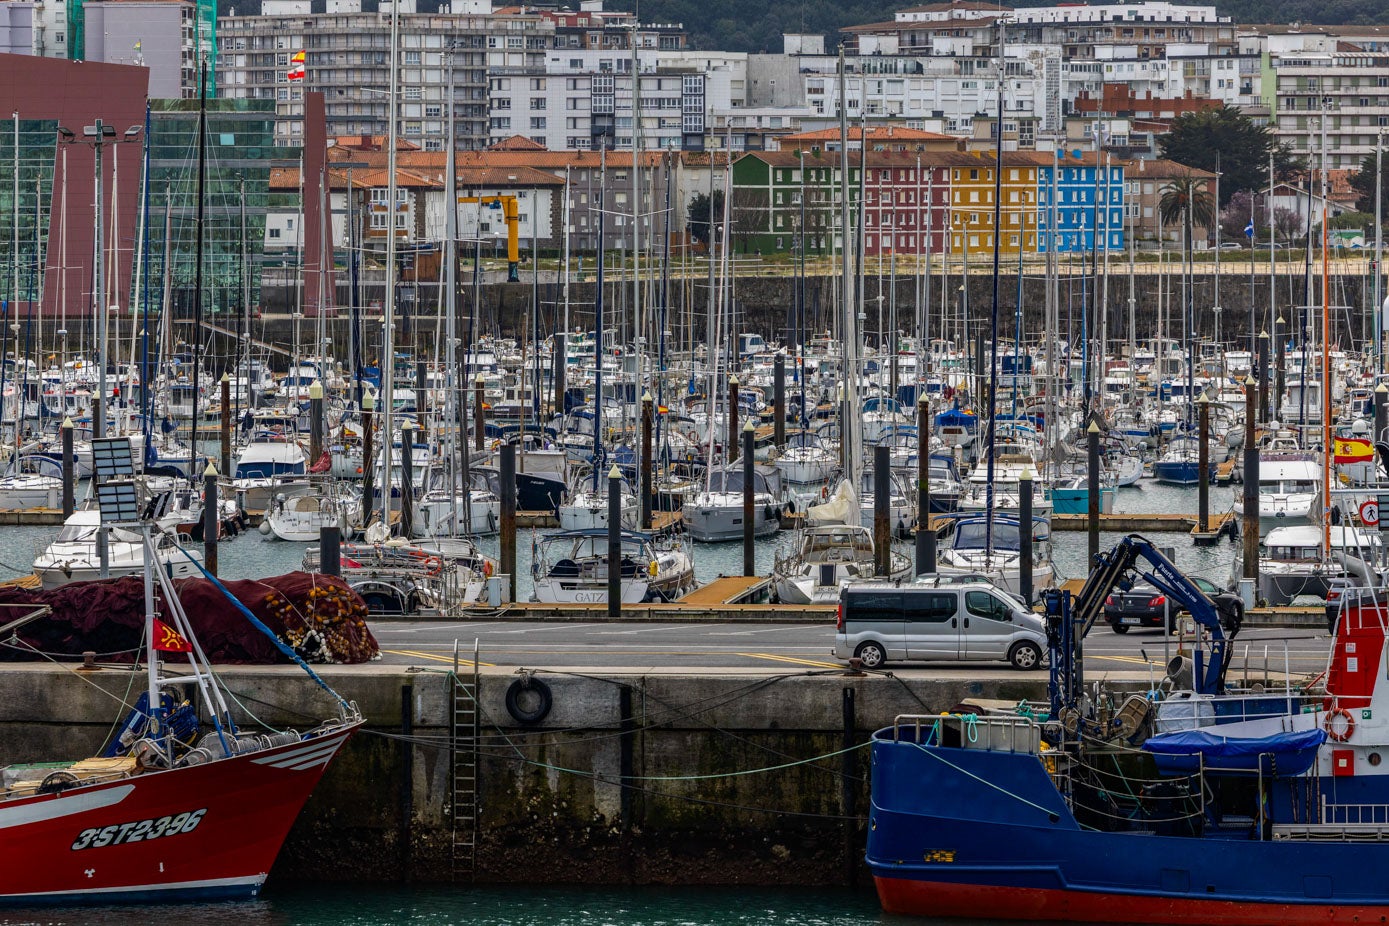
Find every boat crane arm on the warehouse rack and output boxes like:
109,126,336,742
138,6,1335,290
1044,534,1245,719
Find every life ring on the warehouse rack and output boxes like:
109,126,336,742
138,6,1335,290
1326,707,1356,742
505,677,553,725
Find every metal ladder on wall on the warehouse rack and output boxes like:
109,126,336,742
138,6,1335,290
450,639,480,877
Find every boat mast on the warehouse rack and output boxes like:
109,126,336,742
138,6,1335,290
190,62,208,476
1321,106,1332,556
444,49,461,534
837,49,860,510
983,17,1005,557
379,0,400,529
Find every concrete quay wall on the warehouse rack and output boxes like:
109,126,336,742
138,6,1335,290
0,663,1055,886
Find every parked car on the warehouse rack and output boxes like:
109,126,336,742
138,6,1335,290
834,581,1046,670
1105,576,1226,633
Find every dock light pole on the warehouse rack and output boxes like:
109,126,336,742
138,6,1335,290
500,441,517,603
61,417,74,518
728,374,740,463
220,373,232,478
1019,467,1033,605
1197,391,1210,535
874,444,891,576
916,393,934,575
1257,330,1270,426
203,461,219,578
308,379,324,463
1087,419,1101,563
607,463,622,617
361,387,376,521
56,119,141,441
474,373,485,453
773,353,786,448
1243,374,1260,586
1274,315,1286,422
641,390,653,529
743,419,755,577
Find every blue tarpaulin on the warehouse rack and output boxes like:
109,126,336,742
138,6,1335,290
1141,728,1326,776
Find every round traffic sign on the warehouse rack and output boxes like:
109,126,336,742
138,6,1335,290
1361,499,1380,527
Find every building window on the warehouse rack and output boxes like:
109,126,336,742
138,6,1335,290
530,117,546,130
532,97,546,110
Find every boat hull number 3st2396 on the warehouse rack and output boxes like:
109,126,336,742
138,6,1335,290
71,809,207,850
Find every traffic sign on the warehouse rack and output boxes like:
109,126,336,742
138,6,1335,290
1361,498,1380,527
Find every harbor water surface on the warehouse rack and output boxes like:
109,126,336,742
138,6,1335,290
0,482,1239,595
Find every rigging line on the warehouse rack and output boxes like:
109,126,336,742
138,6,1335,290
511,740,870,783
3,634,147,713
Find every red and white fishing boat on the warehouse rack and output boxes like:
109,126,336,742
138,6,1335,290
0,522,361,904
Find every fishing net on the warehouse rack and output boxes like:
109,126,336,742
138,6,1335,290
0,572,378,665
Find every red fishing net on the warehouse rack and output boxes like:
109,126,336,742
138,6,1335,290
0,572,378,665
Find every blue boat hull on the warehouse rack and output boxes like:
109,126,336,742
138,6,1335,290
1153,460,1215,486
869,731,1389,924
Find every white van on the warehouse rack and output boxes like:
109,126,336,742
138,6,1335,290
832,581,1046,670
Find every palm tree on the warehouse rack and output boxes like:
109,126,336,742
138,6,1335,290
1158,173,1214,430
1158,174,1216,255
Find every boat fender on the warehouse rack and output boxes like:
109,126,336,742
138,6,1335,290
821,485,829,500
487,510,498,533
505,677,553,725
258,520,272,536
1326,707,1356,742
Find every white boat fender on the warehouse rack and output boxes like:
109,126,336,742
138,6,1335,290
258,520,272,536
505,675,553,725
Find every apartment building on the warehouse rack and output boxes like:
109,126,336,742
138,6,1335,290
216,1,552,149
0,0,200,96
1266,47,1389,171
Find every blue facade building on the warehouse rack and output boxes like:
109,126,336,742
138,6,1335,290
1037,152,1126,252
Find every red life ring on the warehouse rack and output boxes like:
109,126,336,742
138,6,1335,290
1326,707,1356,742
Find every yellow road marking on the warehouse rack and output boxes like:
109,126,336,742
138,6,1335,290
738,652,843,669
384,649,497,667
1092,654,1160,666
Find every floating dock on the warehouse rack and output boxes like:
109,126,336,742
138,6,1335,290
678,574,775,606
0,508,66,526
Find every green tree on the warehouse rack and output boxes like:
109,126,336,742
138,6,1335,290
1158,105,1280,207
1350,154,1389,217
687,189,725,246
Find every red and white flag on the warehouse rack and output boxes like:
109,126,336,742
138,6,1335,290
287,50,306,81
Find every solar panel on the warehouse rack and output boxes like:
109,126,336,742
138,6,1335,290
95,480,141,525
91,437,135,480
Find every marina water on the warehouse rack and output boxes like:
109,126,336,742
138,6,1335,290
0,481,1238,595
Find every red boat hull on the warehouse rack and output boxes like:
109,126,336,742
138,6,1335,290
876,876,1389,926
0,722,358,904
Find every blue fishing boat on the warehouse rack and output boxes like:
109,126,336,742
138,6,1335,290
866,536,1389,925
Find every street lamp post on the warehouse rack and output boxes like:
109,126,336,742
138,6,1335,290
56,119,141,440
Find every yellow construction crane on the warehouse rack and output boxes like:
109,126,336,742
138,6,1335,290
459,194,521,282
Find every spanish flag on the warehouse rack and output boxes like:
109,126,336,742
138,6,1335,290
1333,437,1374,464
287,50,306,82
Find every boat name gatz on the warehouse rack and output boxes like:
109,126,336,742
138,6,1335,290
71,809,206,850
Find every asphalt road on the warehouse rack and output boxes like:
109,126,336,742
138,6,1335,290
371,619,1332,679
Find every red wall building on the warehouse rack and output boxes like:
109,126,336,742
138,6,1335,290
0,53,148,317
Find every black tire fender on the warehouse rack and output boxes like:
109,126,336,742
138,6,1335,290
505,677,553,725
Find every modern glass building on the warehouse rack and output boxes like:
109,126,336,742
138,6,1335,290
0,118,56,316
144,98,298,324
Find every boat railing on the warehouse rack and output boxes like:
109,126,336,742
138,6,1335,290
889,713,1041,755
1273,798,1389,840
